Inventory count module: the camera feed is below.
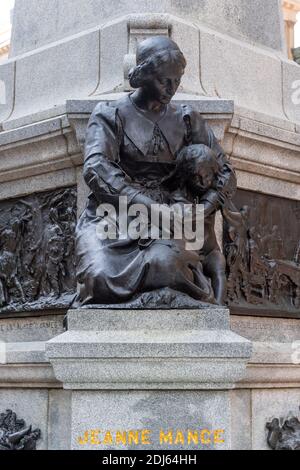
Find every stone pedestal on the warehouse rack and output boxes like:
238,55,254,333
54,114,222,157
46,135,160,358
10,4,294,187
46,308,251,450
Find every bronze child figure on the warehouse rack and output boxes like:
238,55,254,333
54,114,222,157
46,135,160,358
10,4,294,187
169,144,227,305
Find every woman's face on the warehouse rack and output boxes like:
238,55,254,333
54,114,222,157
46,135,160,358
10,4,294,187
147,61,184,104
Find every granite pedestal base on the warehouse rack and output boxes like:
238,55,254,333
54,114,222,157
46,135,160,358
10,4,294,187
46,307,252,450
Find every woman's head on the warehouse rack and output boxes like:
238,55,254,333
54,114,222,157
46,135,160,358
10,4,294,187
129,36,186,104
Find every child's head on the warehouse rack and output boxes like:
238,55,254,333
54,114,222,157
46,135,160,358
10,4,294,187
176,144,219,194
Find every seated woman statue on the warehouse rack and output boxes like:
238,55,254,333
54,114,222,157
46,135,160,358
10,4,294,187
75,36,236,308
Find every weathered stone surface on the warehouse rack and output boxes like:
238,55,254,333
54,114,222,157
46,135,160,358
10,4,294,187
233,105,296,132
251,342,299,365
2,2,287,130
7,30,100,124
67,308,230,330
47,357,251,391
5,342,47,364
48,390,72,450
0,315,64,343
170,18,204,96
230,390,251,450
0,116,63,144
71,390,230,450
66,96,234,115
236,169,300,201
3,104,67,131
46,308,251,390
231,316,300,389
199,28,284,119
48,329,251,359
0,363,58,387
10,0,284,57
232,114,300,147
240,360,300,388
0,168,77,201
95,19,128,95
231,315,300,343
221,105,300,200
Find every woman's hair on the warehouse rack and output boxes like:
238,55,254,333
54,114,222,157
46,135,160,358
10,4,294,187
128,48,186,89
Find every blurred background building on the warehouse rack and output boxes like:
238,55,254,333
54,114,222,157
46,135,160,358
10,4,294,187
0,28,10,63
0,0,14,63
283,0,300,60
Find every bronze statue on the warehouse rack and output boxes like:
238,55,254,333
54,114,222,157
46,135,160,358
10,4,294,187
0,409,41,451
169,144,227,305
0,188,76,314
75,36,237,308
267,413,300,450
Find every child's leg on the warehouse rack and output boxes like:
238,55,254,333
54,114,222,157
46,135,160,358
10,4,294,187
203,249,227,305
